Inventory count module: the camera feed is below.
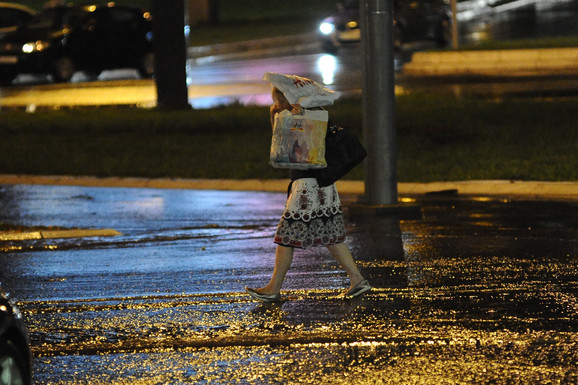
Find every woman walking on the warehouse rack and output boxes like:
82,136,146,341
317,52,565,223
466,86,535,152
245,75,371,302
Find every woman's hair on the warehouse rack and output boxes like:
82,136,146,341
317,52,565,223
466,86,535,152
272,87,286,103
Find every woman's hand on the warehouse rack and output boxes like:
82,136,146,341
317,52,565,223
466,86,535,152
270,103,284,128
270,88,303,127
290,104,304,115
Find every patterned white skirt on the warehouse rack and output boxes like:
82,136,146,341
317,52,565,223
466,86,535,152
274,178,346,249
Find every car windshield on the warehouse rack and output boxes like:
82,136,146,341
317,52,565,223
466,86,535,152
26,7,87,30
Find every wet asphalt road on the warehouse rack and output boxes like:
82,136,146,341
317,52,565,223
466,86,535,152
0,184,577,384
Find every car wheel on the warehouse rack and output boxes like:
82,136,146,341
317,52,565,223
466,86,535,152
0,341,28,385
138,52,154,78
51,56,75,83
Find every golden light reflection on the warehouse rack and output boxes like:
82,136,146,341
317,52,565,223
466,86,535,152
471,197,511,204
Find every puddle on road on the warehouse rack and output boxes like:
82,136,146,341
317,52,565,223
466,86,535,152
0,222,275,253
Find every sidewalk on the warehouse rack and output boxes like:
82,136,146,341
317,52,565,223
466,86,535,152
1,174,576,199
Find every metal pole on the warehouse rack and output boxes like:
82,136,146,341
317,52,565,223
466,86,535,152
360,0,398,206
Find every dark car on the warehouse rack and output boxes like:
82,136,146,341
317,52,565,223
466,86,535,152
0,2,35,32
0,287,32,385
0,3,153,85
319,0,451,52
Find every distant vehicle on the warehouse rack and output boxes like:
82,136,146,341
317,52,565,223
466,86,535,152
0,286,32,385
0,3,154,85
318,0,452,52
0,2,35,32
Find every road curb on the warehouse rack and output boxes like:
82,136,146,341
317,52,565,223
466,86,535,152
0,228,122,241
1,175,576,200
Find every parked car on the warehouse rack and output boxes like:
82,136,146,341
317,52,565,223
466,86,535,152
0,286,32,385
318,0,452,52
0,3,153,85
0,2,35,32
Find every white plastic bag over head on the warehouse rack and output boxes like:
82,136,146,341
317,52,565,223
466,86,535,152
263,72,341,108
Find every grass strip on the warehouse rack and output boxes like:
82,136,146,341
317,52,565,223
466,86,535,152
1,94,576,182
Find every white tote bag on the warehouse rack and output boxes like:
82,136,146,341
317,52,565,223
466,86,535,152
269,109,328,169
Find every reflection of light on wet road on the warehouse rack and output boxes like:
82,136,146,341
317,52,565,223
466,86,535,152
458,0,542,21
26,281,578,383
31,331,577,384
317,54,337,85
3,185,576,383
491,0,539,13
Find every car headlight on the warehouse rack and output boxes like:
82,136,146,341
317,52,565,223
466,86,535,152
319,22,335,36
22,40,51,54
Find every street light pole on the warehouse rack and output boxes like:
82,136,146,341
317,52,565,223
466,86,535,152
360,0,398,206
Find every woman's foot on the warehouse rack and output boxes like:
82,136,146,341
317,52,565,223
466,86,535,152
245,286,281,302
344,279,372,298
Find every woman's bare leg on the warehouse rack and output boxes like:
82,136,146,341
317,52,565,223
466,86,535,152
256,245,294,295
326,242,365,289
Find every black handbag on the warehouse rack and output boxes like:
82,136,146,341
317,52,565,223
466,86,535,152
317,124,367,187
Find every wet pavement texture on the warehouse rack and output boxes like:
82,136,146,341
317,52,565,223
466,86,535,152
459,0,578,44
0,184,577,384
